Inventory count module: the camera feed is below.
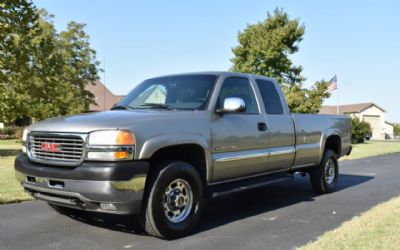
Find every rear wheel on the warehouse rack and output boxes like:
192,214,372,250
309,150,338,194
140,161,204,239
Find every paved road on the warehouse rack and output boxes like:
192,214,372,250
1,154,399,250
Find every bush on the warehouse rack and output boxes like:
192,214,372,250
351,118,371,144
394,124,400,136
1,127,16,136
0,126,24,140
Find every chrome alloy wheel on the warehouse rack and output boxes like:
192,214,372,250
163,179,193,223
325,159,336,185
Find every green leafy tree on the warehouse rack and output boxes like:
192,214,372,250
0,0,40,122
394,124,400,136
0,0,100,122
351,118,371,143
230,8,330,113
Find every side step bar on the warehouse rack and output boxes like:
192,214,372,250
206,173,293,198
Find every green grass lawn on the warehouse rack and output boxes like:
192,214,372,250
300,196,400,250
0,139,32,204
341,140,400,161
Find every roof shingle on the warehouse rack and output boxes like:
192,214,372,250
319,103,385,115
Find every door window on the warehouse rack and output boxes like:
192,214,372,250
217,77,258,114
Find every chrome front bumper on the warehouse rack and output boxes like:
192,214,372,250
16,171,146,214
15,154,149,214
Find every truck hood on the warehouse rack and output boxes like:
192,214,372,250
27,110,195,133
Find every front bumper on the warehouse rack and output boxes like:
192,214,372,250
14,154,149,215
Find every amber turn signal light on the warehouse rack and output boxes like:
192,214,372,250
116,131,135,145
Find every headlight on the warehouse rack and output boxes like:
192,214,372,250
88,130,134,145
86,130,135,161
22,128,29,153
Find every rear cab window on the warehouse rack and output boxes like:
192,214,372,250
255,79,284,114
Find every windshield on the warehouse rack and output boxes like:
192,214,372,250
116,74,217,110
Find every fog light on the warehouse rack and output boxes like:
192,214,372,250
114,151,128,159
100,203,116,211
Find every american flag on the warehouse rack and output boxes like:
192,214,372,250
327,75,338,92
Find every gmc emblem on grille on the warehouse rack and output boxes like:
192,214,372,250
40,143,61,152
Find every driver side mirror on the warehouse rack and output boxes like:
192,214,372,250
216,97,246,114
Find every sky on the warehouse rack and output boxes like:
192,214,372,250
33,0,400,122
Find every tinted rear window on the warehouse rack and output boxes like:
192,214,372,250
255,79,284,114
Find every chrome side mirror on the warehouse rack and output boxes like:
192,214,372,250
216,97,246,114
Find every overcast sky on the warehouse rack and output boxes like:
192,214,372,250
34,0,400,122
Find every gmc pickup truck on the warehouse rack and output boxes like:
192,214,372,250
15,72,351,239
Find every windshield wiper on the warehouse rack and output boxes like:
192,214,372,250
111,105,134,110
139,103,175,110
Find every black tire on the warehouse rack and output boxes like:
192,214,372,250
309,149,339,194
139,161,204,239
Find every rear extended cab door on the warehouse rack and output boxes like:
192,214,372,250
251,77,296,172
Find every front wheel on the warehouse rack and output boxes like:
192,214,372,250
309,150,339,194
140,161,204,239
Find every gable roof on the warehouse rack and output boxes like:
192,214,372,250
85,80,124,111
319,102,386,115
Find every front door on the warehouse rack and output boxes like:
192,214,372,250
210,77,268,182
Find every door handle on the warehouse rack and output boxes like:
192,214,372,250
257,122,267,131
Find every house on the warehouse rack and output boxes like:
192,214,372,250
319,103,394,140
85,80,124,111
0,81,122,127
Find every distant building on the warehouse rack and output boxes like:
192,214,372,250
85,80,124,111
319,103,394,140
130,85,166,106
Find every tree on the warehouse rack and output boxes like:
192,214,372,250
0,0,100,122
25,12,99,120
351,118,371,143
0,0,40,122
230,8,330,113
394,124,400,136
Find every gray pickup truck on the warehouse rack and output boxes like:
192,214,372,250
15,72,351,239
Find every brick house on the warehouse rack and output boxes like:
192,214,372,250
85,80,124,111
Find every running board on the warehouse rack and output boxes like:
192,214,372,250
206,173,293,198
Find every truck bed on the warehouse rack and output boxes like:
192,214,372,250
291,114,352,168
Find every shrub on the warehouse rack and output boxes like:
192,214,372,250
351,118,371,144
1,127,16,136
394,124,400,136
0,126,24,140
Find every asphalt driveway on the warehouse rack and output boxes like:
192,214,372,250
1,154,399,250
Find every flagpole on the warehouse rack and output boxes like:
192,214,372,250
336,75,339,115
103,57,106,111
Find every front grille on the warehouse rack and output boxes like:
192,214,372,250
28,134,85,166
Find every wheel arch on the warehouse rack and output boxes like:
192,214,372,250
144,144,209,187
323,134,342,156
